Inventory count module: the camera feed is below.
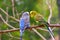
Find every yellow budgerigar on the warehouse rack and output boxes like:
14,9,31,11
30,11,54,38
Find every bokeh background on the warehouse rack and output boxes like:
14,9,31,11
0,0,60,40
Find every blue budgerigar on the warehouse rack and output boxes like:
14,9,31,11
19,12,30,40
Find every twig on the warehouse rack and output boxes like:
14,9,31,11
8,33,20,39
7,28,13,37
32,28,46,40
52,24,60,31
0,8,8,15
0,8,19,22
46,0,52,24
52,27,56,31
16,9,19,19
46,0,55,40
11,0,15,17
7,28,20,39
39,28,48,32
0,14,16,29
6,7,8,22
9,16,19,22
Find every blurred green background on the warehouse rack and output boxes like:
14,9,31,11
0,0,59,40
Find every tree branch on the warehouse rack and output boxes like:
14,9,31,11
0,8,19,22
0,24,60,33
32,28,46,40
0,14,16,29
46,0,55,40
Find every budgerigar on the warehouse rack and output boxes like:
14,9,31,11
30,11,54,37
19,12,30,40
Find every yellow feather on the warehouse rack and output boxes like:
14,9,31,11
30,11,37,17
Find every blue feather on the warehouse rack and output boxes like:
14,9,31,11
20,18,25,30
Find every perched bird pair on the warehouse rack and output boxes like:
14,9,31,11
19,11,54,40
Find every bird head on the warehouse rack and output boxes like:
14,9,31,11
22,12,29,17
30,11,43,21
30,11,37,18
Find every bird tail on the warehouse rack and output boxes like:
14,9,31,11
20,30,24,40
45,22,54,36
20,36,22,40
39,19,55,40
42,20,54,37
45,23,55,40
47,27,55,40
47,27,54,37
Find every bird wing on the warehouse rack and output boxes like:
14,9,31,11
20,18,25,30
